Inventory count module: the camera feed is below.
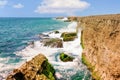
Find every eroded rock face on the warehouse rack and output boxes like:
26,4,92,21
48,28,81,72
78,14,120,80
41,38,63,48
7,54,55,80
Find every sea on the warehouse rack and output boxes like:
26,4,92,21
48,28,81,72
0,18,92,80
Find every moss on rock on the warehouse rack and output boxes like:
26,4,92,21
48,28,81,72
60,53,74,62
42,60,55,80
61,32,77,41
81,31,84,49
82,54,100,80
7,54,56,80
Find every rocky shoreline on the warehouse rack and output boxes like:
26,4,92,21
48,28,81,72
6,13,120,80
6,23,88,80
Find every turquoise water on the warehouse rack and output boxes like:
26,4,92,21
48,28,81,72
0,18,69,78
0,18,68,54
0,18,92,80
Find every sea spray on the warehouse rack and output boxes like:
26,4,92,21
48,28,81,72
15,21,91,79
0,19,91,79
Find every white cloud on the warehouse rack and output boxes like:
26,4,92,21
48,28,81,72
13,3,24,8
35,0,90,14
0,0,8,8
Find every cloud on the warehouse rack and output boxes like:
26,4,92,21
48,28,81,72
35,0,90,14
0,0,8,8
13,3,24,8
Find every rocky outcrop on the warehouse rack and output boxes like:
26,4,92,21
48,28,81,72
60,52,74,62
77,14,120,80
61,32,77,41
41,38,63,48
7,54,55,80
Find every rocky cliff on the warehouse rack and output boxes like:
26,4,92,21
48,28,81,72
7,54,55,80
77,14,120,80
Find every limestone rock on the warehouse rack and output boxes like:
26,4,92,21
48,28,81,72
78,14,120,80
41,38,63,48
7,54,55,80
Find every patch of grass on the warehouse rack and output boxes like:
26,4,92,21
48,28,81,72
60,53,74,62
42,60,55,80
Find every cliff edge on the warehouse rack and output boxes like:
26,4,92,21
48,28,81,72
77,14,120,80
7,54,55,80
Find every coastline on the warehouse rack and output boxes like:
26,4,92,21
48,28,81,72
3,19,92,80
75,14,120,80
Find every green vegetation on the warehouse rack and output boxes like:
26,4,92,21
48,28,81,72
63,36,75,41
61,32,77,41
82,54,101,80
60,53,74,62
61,32,77,37
82,54,94,72
42,60,55,80
54,31,59,34
92,71,101,80
81,31,84,49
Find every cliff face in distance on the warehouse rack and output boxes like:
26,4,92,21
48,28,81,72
7,54,55,80
77,14,120,80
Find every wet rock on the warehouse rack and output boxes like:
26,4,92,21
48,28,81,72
41,38,63,48
60,52,74,62
61,32,77,41
54,31,59,34
7,54,55,80
39,34,49,38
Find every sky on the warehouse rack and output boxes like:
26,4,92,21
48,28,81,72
0,0,120,17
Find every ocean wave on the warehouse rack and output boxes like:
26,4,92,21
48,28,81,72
0,21,91,80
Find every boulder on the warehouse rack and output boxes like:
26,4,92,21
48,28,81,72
60,53,74,62
61,32,77,41
7,54,55,80
41,38,63,48
54,31,59,34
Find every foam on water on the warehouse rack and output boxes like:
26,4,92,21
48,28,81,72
0,21,91,80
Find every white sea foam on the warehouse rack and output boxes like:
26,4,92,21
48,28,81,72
0,21,91,79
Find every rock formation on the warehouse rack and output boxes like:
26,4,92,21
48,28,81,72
41,38,63,48
7,54,55,80
76,14,120,80
61,32,77,41
60,52,74,62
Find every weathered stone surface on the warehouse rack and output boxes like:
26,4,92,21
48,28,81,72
61,32,77,41
7,54,55,80
41,38,63,48
78,14,120,80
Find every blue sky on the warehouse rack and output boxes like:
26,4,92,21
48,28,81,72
0,0,120,17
